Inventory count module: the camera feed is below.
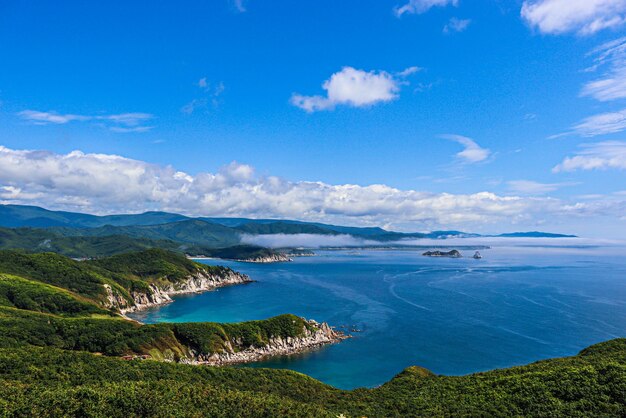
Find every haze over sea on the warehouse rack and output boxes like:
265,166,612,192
130,239,626,390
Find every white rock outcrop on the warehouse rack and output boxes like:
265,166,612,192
105,269,251,313
185,320,345,365
241,253,292,263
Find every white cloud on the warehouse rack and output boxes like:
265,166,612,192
17,110,89,124
0,144,602,231
291,66,416,112
441,134,491,163
569,108,626,137
507,180,576,194
394,0,458,17
521,0,626,35
581,37,626,101
0,146,623,233
553,140,626,171
103,113,153,127
443,17,471,33
18,110,154,132
109,126,154,133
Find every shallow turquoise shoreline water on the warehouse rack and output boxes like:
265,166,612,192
130,244,626,389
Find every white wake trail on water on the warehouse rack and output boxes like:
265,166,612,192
382,268,442,312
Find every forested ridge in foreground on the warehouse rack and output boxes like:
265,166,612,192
0,340,624,416
0,248,623,417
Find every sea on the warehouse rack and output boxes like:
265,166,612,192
129,239,626,390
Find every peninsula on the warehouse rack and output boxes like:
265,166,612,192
0,249,344,365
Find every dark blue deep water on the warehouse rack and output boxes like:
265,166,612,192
130,243,626,389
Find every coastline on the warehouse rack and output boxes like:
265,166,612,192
112,268,345,365
184,320,348,366
105,268,253,315
188,254,292,263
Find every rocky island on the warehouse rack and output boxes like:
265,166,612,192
422,249,462,258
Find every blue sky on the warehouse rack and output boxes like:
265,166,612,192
1,0,625,237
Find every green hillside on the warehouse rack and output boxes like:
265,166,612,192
0,226,288,260
0,250,319,362
0,249,238,307
0,204,189,228
0,226,189,257
51,219,242,247
0,336,623,416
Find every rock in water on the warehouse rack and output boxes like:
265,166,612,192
422,250,462,258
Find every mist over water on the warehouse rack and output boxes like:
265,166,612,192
131,241,626,389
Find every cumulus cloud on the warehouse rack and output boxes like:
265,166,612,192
521,0,626,35
291,66,416,112
394,0,458,17
582,37,626,101
18,110,154,132
553,140,626,172
442,134,491,163
0,146,623,231
443,17,471,33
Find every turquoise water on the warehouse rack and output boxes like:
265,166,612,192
130,244,626,389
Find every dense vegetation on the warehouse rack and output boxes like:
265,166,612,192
0,274,110,317
0,226,290,260
0,250,314,362
0,249,236,307
0,226,188,257
0,338,623,416
0,303,310,360
51,219,242,247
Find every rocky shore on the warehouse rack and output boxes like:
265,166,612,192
240,253,292,263
185,320,346,366
104,268,252,314
103,264,345,365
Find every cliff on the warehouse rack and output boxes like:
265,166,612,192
240,253,292,263
105,268,251,313
183,319,345,365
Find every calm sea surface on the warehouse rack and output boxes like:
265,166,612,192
130,242,626,389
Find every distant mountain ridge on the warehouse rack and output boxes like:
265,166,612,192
0,204,576,248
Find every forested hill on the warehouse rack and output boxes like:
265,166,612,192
0,204,576,241
0,335,624,415
0,249,334,364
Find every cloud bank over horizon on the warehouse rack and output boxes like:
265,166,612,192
0,145,624,235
